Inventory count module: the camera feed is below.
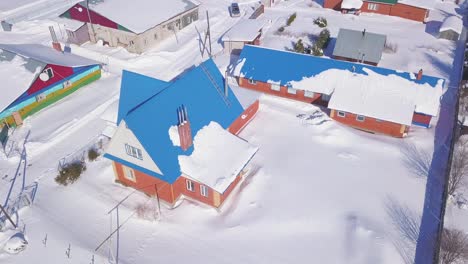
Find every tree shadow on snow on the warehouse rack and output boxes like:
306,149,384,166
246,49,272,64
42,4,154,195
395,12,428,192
400,142,432,178
385,196,421,264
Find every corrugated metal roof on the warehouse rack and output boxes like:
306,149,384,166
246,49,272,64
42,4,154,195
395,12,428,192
332,28,386,65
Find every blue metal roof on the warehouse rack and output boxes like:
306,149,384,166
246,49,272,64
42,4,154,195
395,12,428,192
117,71,169,123
109,58,244,184
237,45,443,88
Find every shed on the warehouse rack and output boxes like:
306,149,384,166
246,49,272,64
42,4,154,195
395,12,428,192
332,28,386,66
439,16,464,41
222,19,265,54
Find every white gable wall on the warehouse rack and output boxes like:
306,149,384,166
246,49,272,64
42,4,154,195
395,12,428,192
106,120,163,175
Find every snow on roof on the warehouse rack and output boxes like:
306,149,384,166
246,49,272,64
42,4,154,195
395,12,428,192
333,28,386,65
89,0,199,34
328,68,444,125
288,69,342,95
222,19,265,42
440,16,464,34
398,0,436,10
0,0,43,12
236,45,444,95
106,59,245,184
179,122,257,193
341,0,363,9
0,56,40,112
0,44,100,67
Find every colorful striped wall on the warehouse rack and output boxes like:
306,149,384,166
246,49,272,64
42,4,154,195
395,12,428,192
0,65,101,127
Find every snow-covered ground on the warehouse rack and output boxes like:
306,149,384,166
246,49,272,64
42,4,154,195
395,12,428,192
0,0,465,263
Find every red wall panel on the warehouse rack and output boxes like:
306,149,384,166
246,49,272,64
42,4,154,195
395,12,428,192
228,100,259,135
390,3,428,22
361,2,392,15
27,64,74,95
323,0,343,10
412,112,432,126
67,3,119,30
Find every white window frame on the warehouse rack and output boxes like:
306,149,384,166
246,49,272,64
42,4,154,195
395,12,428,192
248,79,257,85
271,83,281,91
356,115,366,122
200,185,209,197
337,111,346,118
287,88,297,95
123,166,136,182
35,93,46,102
368,3,379,11
304,91,315,98
125,144,143,160
186,179,194,192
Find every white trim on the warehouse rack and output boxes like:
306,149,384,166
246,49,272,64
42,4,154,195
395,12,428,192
186,179,194,192
271,83,281,91
337,111,346,118
356,115,366,122
304,90,315,98
287,88,297,94
123,166,136,182
200,185,209,197
368,2,379,11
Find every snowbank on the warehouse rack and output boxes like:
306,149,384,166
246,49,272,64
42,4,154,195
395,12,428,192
341,0,363,9
440,15,463,34
222,19,265,42
178,121,257,193
168,125,181,147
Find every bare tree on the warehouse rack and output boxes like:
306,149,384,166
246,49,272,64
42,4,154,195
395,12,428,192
448,137,468,196
440,228,468,264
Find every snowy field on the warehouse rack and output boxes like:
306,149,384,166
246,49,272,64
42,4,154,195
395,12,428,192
0,0,466,263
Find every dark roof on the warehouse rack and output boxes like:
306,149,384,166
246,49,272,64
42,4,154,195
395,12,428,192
368,0,398,4
332,28,386,65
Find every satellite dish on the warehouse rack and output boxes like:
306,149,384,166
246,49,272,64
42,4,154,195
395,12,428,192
39,72,50,82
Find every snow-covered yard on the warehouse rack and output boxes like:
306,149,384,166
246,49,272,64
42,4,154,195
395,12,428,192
0,0,466,263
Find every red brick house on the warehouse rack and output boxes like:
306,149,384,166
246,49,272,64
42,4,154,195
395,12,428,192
323,0,433,22
105,59,259,209
234,45,445,137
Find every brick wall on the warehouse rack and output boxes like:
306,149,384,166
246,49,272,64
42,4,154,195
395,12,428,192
330,109,408,137
390,3,428,22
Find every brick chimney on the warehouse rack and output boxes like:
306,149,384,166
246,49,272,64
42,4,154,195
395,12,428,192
177,105,193,151
48,26,62,52
417,69,423,80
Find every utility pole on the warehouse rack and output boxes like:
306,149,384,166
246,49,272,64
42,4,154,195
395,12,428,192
201,11,212,57
0,204,16,228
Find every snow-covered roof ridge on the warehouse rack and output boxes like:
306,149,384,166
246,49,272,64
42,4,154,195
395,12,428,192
88,0,199,34
440,15,464,34
328,68,444,125
398,0,436,10
178,121,258,193
222,19,266,42
0,43,100,67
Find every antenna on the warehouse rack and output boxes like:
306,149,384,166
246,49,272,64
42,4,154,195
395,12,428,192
224,71,229,98
177,107,182,125
201,11,212,57
183,105,188,122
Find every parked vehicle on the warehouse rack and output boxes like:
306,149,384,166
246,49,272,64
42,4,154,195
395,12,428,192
230,3,240,17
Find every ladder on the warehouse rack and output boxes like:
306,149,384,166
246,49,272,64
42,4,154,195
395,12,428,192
200,63,231,107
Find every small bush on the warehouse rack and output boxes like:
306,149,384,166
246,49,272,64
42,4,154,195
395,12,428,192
317,29,331,49
314,17,327,28
277,26,285,33
311,44,324,56
286,13,297,26
293,39,305,53
88,148,99,161
55,161,86,186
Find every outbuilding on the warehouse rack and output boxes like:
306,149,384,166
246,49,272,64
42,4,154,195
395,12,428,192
222,19,265,54
332,28,386,66
105,59,259,209
60,0,199,54
439,16,464,41
0,43,101,128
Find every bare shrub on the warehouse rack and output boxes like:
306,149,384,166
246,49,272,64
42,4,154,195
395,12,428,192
135,202,158,221
286,13,297,26
448,137,468,196
88,148,99,162
55,161,86,186
440,228,468,264
384,42,398,53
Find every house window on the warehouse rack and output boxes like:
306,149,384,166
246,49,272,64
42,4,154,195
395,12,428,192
304,91,315,98
287,88,297,95
125,144,143,160
154,33,158,40
356,115,366,122
337,111,346,117
186,179,194,192
35,93,46,102
248,79,257,85
123,166,136,182
368,3,379,11
271,83,281,91
200,185,209,197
